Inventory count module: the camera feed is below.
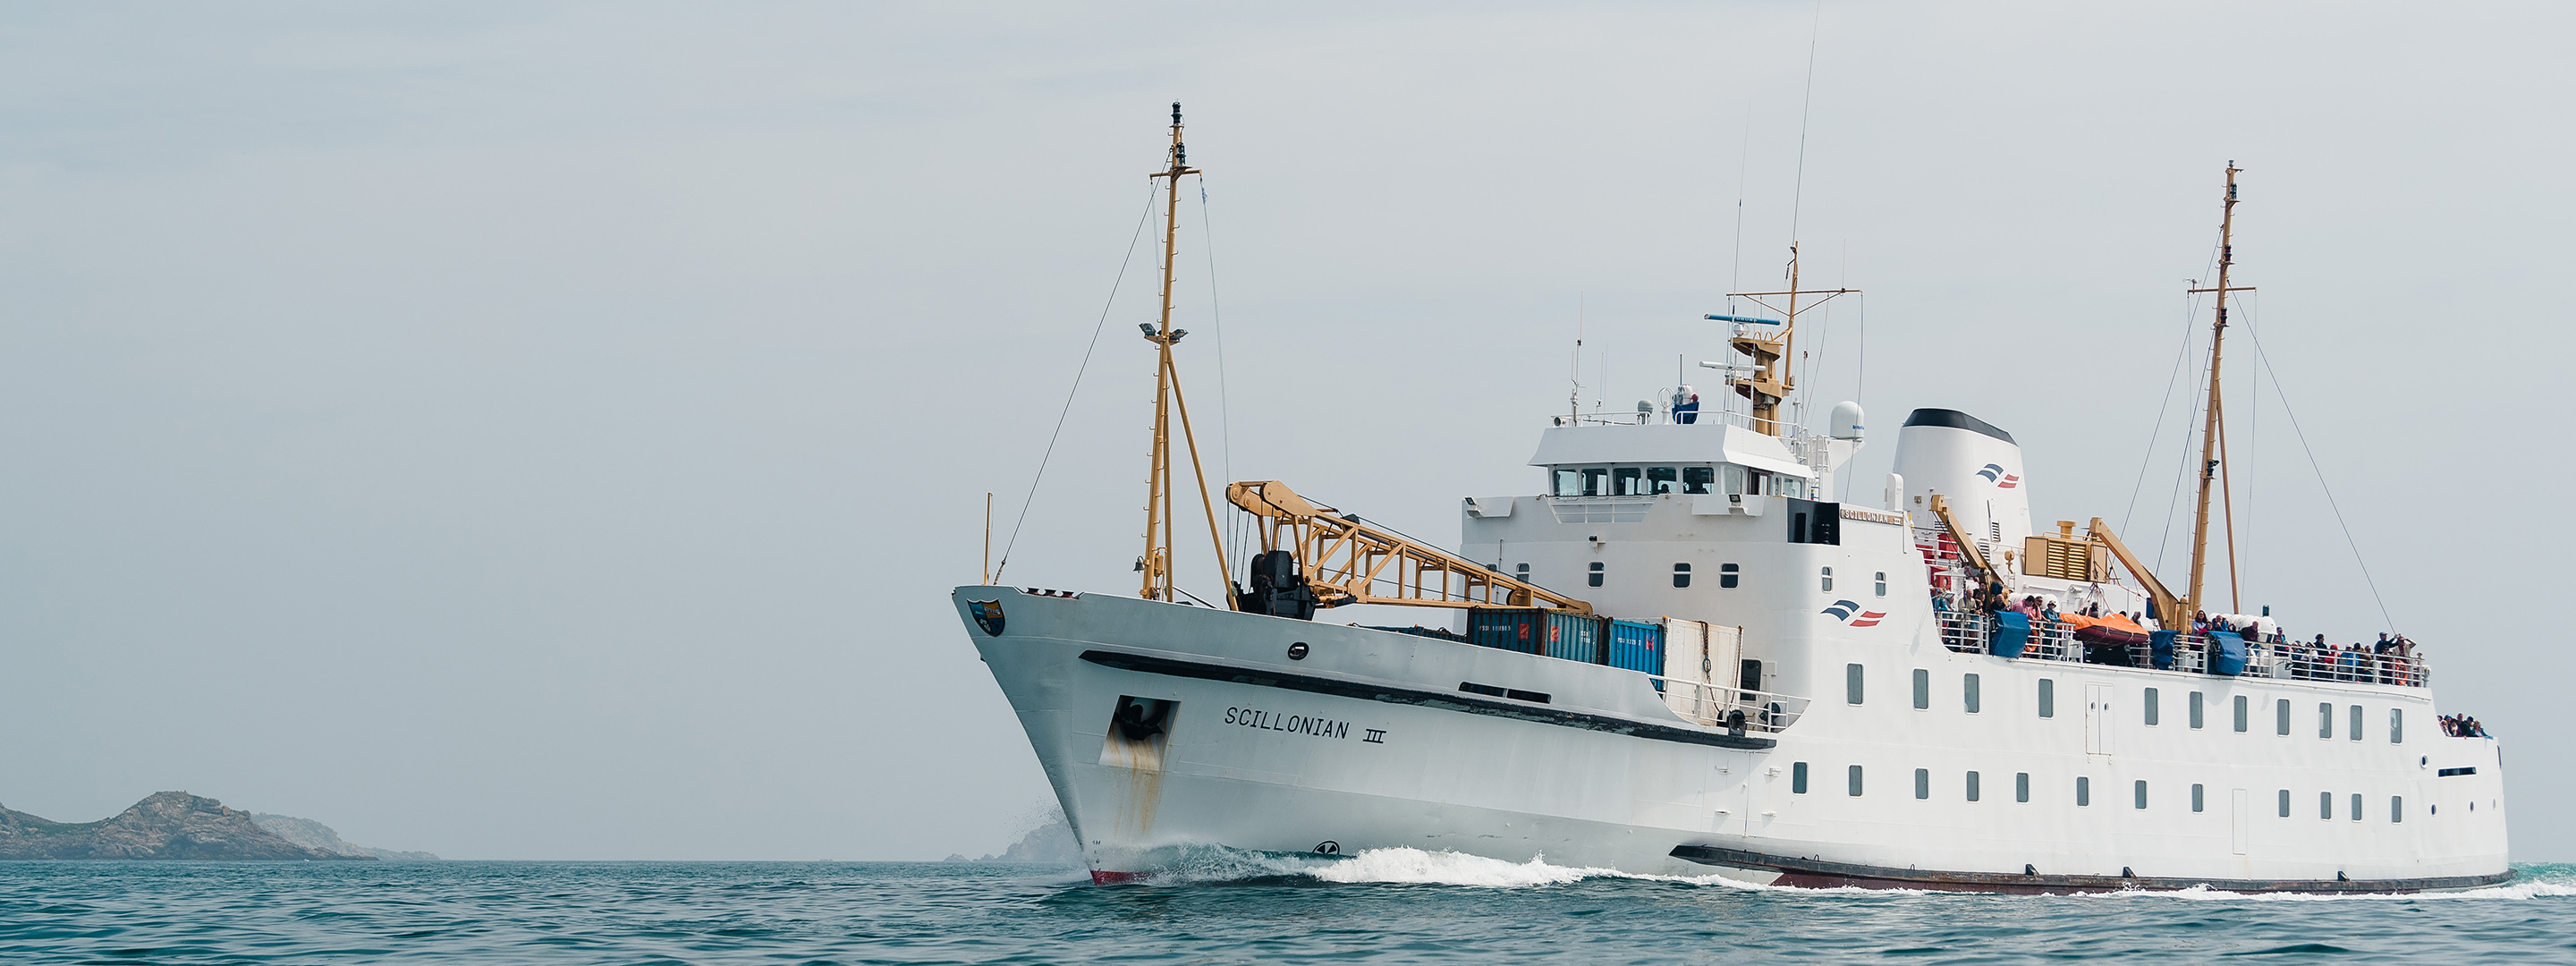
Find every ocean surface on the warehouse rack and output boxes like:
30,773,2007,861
4,852,2571,964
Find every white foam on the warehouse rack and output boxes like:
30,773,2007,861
1304,848,1614,887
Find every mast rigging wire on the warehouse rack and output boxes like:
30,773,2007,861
2121,240,2224,534
2240,301,2398,632
991,184,1161,582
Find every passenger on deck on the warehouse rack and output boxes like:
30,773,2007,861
1674,388,1701,425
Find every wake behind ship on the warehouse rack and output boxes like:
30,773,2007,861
957,112,2510,893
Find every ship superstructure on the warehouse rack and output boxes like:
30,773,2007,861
954,117,2510,892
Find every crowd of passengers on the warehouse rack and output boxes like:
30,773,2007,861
2438,713,2491,738
1931,582,2421,684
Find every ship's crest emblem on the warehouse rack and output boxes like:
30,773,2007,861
969,599,1006,636
1821,599,1887,628
1974,463,2021,489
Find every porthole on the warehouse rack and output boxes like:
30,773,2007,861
1672,563,1690,589
1848,765,1865,797
2038,679,2055,718
1914,768,1930,800
2278,790,2291,818
2192,784,2205,813
2134,780,2148,809
2076,776,2091,808
2351,793,2363,822
1874,572,1887,597
1718,563,1741,589
2190,691,2206,730
2144,687,2160,726
1587,561,1604,588
1820,566,1834,592
1966,771,1982,802
1963,674,1982,714
2015,772,2029,803
1792,762,1809,794
1911,669,1929,710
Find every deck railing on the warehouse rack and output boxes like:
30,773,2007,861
1935,610,2428,687
1649,678,1813,735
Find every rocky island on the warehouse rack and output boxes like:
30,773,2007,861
0,792,434,860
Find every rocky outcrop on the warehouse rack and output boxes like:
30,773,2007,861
0,792,367,860
251,813,437,860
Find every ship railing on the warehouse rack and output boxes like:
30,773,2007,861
1649,678,1813,735
1932,610,2428,687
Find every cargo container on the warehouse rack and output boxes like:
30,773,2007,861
1543,612,1603,664
1466,609,1545,653
1606,619,1664,674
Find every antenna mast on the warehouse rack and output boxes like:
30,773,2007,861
2185,162,2255,619
1137,103,1233,605
1716,245,1853,436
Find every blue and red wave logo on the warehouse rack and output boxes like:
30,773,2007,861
1974,462,2021,489
1822,600,1886,628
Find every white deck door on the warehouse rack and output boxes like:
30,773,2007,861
2231,788,2251,854
2084,683,2114,755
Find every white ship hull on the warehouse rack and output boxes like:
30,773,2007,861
958,581,2510,893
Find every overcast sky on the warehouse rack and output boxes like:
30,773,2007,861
4,2,2570,860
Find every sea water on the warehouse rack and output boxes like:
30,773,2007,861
3,853,2570,963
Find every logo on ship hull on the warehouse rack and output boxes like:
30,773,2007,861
1821,600,1886,628
1974,462,2021,489
969,599,1006,636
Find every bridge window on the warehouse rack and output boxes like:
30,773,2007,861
1580,467,1608,496
1647,466,1679,494
1587,562,1604,587
1967,771,1981,801
2016,772,2030,803
2144,688,2160,726
1792,761,1809,794
2190,691,2206,730
1846,664,1865,705
1849,765,1865,797
1963,674,1981,714
2038,678,2055,718
1724,465,1749,495
1553,469,1582,496
2390,708,2403,744
2076,776,2091,807
1912,669,1930,710
1820,566,1835,591
2349,705,2363,741
1613,467,1644,495
1718,563,1740,589
1683,466,1716,494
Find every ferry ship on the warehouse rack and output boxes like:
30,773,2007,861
955,107,2511,893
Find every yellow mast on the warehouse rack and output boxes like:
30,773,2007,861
1724,244,1853,436
2186,163,2255,619
1137,103,1233,605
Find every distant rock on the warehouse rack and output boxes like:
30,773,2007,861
976,809,1081,864
0,792,369,860
251,813,438,861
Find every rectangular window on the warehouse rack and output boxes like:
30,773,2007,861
1554,469,1583,496
2277,699,2292,735
1967,771,1982,802
2278,789,2291,818
2192,784,2206,813
1515,563,1530,583
2390,708,2404,744
1588,562,1605,588
1722,465,1748,496
1847,664,1865,705
1682,466,1716,495
2349,705,2363,742
2038,679,2055,718
1646,466,1679,494
1964,674,1982,714
2016,772,2030,803
1849,765,1865,797
2190,691,2206,730
1612,467,1643,496
2144,687,2161,726
2134,780,2148,809
2234,694,2249,733
1820,566,1835,591
1792,761,1809,794
1915,768,1930,800
2392,795,2404,823
1912,669,1930,710
1580,467,1608,496
2320,791,2334,820
1672,563,1691,589
2319,702,2334,740
2076,776,2091,807
2351,793,2363,821
1719,563,1740,589
1875,572,1888,597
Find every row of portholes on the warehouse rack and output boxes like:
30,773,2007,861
1788,763,2412,823
1516,561,1892,595
1864,667,2411,746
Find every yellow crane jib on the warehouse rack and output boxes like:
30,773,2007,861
1225,480,1594,617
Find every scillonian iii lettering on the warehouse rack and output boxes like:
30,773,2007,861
1224,707,1351,740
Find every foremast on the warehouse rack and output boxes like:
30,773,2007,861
1137,103,1231,605
2184,163,2254,619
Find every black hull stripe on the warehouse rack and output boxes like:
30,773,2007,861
1670,843,2514,894
1078,649,1775,750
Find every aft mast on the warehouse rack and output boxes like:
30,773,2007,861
1714,244,1854,436
2185,163,2254,619
1136,103,1232,606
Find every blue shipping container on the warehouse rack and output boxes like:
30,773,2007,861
1542,613,1602,664
1467,610,1544,653
1606,619,1664,674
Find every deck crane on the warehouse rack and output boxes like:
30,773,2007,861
1227,480,1592,618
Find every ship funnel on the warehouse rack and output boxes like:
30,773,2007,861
1892,409,2032,567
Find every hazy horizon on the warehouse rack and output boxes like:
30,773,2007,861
4,2,2569,860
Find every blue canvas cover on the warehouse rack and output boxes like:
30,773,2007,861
2209,631,2248,676
1990,611,2029,658
2151,630,2179,670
